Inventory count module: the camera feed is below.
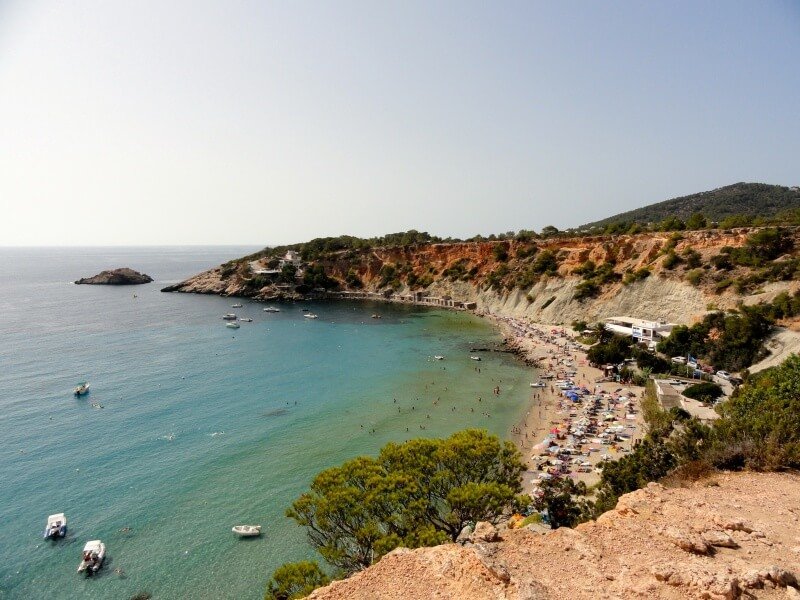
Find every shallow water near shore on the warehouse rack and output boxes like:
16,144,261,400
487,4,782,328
0,247,534,600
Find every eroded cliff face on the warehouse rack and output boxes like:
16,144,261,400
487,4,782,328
306,472,800,600
163,228,800,326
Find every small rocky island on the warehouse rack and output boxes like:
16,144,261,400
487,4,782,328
75,268,153,285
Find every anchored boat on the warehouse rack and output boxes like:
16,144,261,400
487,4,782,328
77,540,106,575
73,382,90,396
226,322,241,329
232,524,262,537
44,513,67,539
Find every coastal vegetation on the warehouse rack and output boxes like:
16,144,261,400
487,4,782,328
579,183,800,232
682,382,724,403
266,430,527,597
266,561,330,600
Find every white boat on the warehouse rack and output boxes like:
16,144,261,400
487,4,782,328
77,540,106,575
231,303,243,308
73,382,90,396
232,524,262,537
530,381,546,388
239,317,253,322
434,355,445,360
44,513,67,539
222,313,237,320
226,322,240,329
470,356,481,361
263,307,281,313
303,313,318,319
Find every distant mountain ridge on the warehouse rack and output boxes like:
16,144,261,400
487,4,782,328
580,182,800,229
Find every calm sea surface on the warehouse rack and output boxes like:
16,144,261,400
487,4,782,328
0,247,534,599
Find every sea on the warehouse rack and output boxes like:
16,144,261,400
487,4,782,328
0,247,535,600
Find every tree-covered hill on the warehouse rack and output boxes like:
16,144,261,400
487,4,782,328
580,183,800,230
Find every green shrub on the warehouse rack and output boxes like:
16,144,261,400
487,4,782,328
683,248,702,269
715,278,733,293
683,382,724,403
541,296,556,309
287,430,526,574
712,355,800,469
492,244,509,262
686,269,704,286
623,268,650,285
574,280,600,301
531,250,559,275
662,251,682,270
265,561,330,600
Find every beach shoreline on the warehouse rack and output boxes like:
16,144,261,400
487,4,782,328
486,314,647,492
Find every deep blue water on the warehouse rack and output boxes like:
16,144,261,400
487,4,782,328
0,247,533,599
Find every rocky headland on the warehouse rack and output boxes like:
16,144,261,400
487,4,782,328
75,268,153,285
307,471,800,600
161,227,800,328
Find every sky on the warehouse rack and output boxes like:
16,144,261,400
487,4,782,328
0,1,798,246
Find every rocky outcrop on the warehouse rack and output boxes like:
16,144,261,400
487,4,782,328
307,472,800,600
75,268,153,285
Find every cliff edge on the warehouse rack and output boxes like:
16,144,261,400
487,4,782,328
308,471,800,600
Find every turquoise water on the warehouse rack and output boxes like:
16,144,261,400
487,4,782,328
0,248,533,599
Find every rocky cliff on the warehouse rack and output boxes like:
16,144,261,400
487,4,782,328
163,228,800,326
75,268,153,285
307,471,800,600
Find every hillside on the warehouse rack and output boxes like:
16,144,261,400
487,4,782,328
163,226,800,327
306,471,800,600
580,183,800,230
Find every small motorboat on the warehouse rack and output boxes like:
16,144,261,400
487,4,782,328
303,313,318,319
434,355,445,360
77,540,106,575
226,322,241,329
44,513,67,539
239,317,253,322
74,382,90,396
263,307,280,313
231,303,243,308
222,313,237,320
371,314,382,319
470,356,481,361
530,381,546,388
232,524,262,537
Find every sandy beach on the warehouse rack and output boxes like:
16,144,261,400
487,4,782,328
490,315,647,492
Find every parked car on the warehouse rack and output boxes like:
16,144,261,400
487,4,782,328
716,370,731,380
671,356,687,364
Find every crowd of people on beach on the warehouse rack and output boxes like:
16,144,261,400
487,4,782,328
490,314,645,489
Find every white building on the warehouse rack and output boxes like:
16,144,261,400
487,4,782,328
603,316,675,346
282,250,302,267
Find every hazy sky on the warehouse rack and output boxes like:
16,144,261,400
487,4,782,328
1,1,798,246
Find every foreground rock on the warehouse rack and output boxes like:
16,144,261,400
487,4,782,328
308,472,800,600
75,268,153,285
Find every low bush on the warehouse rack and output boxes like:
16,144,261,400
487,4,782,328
683,382,724,403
